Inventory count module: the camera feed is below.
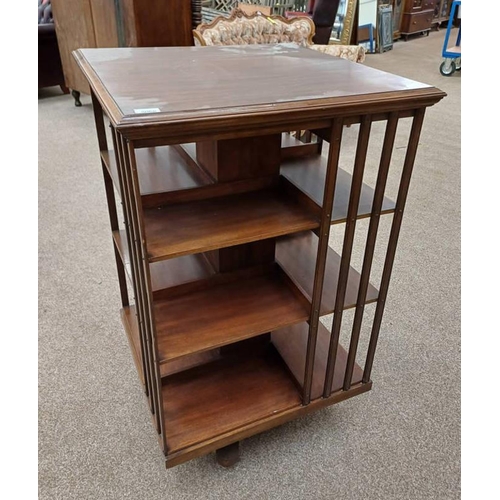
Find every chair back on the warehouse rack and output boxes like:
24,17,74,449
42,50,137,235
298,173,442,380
193,8,315,47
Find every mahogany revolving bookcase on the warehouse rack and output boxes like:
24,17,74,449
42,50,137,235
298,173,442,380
74,45,445,469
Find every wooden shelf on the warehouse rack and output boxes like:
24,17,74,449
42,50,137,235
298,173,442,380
154,265,310,363
276,231,379,315
121,305,145,384
101,144,213,197
102,135,313,199
113,230,216,295
162,345,301,454
281,154,396,223
143,190,319,262
121,304,222,379
272,322,363,401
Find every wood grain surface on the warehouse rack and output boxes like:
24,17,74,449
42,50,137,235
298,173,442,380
143,190,319,261
162,346,301,453
272,321,364,400
154,266,310,362
276,231,379,314
73,45,445,137
281,154,396,222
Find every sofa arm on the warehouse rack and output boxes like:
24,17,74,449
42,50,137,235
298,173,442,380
309,44,366,63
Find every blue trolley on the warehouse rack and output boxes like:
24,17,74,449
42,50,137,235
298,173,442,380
440,0,461,76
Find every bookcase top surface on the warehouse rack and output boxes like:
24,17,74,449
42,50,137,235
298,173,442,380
74,44,445,133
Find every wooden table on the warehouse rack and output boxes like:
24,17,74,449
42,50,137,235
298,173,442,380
75,44,445,468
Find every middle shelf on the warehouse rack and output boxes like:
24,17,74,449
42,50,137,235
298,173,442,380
116,230,380,367
154,264,309,363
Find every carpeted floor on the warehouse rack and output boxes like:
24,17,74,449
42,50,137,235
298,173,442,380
39,29,460,500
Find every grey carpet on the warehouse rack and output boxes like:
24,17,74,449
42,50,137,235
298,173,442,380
39,30,460,500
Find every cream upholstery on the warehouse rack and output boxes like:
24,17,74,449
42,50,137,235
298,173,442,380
193,9,365,63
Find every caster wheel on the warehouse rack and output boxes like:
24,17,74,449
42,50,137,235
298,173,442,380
440,60,456,76
455,57,461,71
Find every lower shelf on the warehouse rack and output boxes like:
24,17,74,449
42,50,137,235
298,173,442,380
272,322,363,401
161,339,371,466
122,305,370,465
162,345,301,454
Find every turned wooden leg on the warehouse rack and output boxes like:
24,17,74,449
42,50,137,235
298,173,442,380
72,89,82,107
216,442,240,467
60,84,70,95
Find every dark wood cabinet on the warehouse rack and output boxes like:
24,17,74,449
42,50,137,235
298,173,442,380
400,0,437,39
432,0,452,29
51,0,196,105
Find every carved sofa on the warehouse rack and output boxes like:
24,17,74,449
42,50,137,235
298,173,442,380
192,9,365,63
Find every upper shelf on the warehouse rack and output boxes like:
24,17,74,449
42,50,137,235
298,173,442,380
281,154,396,223
143,189,319,262
101,144,213,199
102,136,316,202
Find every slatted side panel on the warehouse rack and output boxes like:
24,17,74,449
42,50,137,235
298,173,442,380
90,91,129,309
302,119,344,405
112,129,155,411
322,115,373,397
120,136,168,451
316,108,426,398
343,112,399,390
362,108,426,384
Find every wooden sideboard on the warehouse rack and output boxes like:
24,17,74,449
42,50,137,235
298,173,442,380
400,0,437,40
74,44,445,468
51,0,196,106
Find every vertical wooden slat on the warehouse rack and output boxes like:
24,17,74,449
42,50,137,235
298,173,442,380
126,139,168,453
316,137,323,155
118,134,161,429
90,91,107,152
323,115,373,398
302,119,344,405
112,128,152,401
343,112,399,391
363,108,426,383
90,89,129,307
113,237,130,308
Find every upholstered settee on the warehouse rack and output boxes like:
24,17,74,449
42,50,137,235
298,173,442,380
193,9,365,63
38,0,67,92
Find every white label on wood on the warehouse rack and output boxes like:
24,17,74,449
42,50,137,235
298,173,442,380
133,108,161,114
